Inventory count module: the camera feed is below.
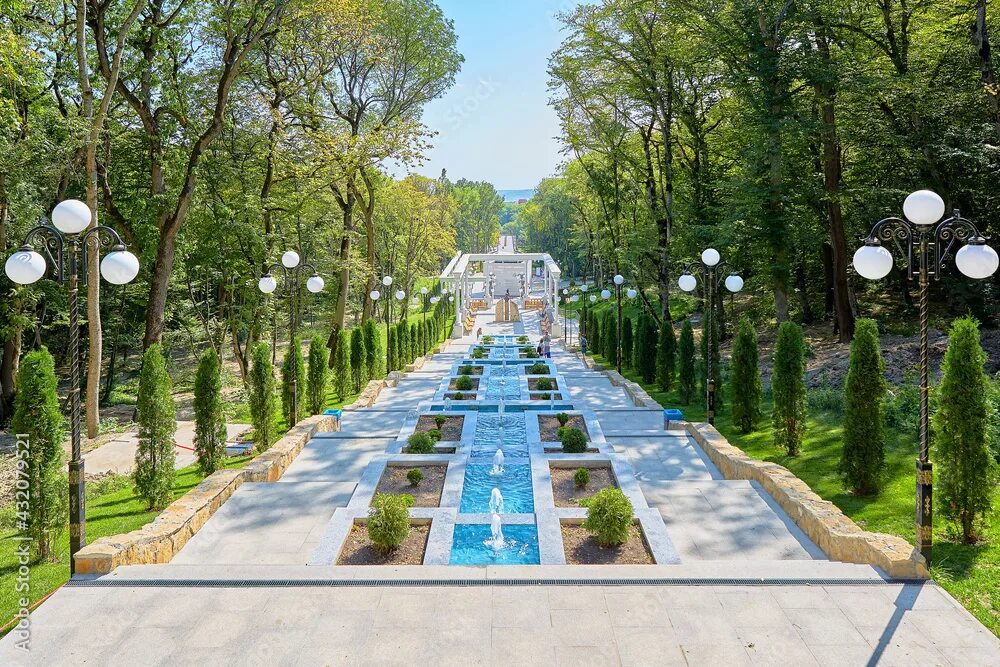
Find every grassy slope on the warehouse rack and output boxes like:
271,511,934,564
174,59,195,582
0,454,253,629
586,349,1000,637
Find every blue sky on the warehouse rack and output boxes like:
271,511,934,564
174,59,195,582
401,0,578,191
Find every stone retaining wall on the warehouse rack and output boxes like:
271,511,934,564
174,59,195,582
73,414,337,576
685,422,929,579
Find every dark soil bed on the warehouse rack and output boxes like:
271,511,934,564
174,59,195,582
444,393,475,401
538,414,590,441
562,524,654,565
550,467,617,508
448,377,481,391
416,415,464,440
530,393,563,401
528,378,559,391
337,524,429,565
456,365,484,375
375,465,446,507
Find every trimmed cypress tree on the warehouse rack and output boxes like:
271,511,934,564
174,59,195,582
730,316,762,434
350,327,367,392
133,344,177,509
193,348,227,476
603,310,617,363
387,326,396,372
398,322,409,366
307,335,330,414
12,348,66,561
248,342,276,451
410,322,419,361
281,336,306,426
656,321,676,392
335,328,352,400
634,315,658,384
589,308,600,354
934,316,998,542
772,321,807,456
363,319,380,379
621,316,634,369
678,320,696,404
839,318,886,495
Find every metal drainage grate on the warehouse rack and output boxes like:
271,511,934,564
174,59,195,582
65,577,922,589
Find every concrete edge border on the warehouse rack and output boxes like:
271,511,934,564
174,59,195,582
73,414,337,576
685,421,929,579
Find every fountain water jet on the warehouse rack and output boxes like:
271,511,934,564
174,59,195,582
489,488,505,514
490,449,505,475
487,513,505,550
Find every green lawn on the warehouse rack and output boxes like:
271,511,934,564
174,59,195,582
0,454,253,632
586,350,1000,637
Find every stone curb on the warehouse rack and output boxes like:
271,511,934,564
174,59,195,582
73,414,337,576
685,421,929,579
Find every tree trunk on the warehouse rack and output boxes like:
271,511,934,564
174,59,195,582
327,189,355,367
973,0,1000,143
795,262,814,324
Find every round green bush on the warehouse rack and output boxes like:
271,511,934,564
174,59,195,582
453,392,465,400
455,375,473,391
535,377,553,391
425,428,442,442
539,393,551,400
517,336,528,344
482,335,494,344
574,467,590,489
406,432,435,454
527,363,548,375
581,487,633,546
407,468,423,486
560,427,587,453
458,365,474,376
367,493,414,552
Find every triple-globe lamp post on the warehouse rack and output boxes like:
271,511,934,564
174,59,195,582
678,248,744,425
258,250,324,427
4,199,140,572
852,189,998,565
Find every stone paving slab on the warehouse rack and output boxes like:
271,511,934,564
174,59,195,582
279,437,394,483
5,582,996,665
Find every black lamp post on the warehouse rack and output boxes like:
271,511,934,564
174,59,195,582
678,248,744,426
853,189,998,565
4,199,140,574
612,274,626,373
258,250,324,427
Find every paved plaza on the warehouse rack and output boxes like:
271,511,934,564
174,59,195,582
3,265,999,666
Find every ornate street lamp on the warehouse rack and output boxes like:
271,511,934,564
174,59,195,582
562,288,569,345
5,199,139,573
612,274,625,373
258,250,323,426
580,283,590,340
853,189,998,565
370,289,385,372
678,248,743,425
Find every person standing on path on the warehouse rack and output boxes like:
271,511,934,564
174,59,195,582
580,334,588,356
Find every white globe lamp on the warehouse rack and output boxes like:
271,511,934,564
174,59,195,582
589,295,596,302
724,274,744,293
306,275,324,293
420,287,428,295
395,289,405,300
370,290,381,301
258,275,277,294
626,288,637,299
382,276,393,287
678,273,698,292
853,245,894,280
600,289,611,300
51,199,91,235
903,190,945,226
4,248,47,285
613,274,624,285
281,250,300,269
99,249,140,285
955,242,1000,280
701,248,721,267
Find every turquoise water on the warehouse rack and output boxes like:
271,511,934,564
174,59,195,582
459,464,533,513
471,414,527,459
449,524,540,565
489,346,519,360
485,365,521,400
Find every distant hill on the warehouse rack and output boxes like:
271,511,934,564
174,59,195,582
499,189,535,203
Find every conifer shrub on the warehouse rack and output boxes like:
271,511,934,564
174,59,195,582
527,362,549,375
839,319,886,495
934,316,999,542
621,316,634,369
602,309,617,363
248,342,276,451
454,374,473,391
634,314,658,384
458,365,474,376
425,428,442,442
678,321,696,404
363,318,382,379
410,322,419,361
406,432,435,454
574,467,590,489
535,377,553,391
307,335,329,415
656,320,676,392
350,327,367,392
434,414,447,429
334,329,352,401
560,427,587,453
193,348,227,476
772,321,807,456
367,493,413,553
407,468,423,486
700,313,722,407
730,316,762,434
280,336,306,425
12,348,67,561
387,326,396,372
556,412,570,427
133,344,177,509
581,487,633,546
